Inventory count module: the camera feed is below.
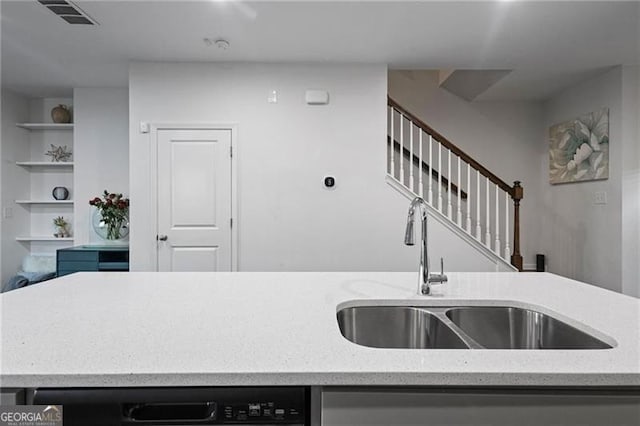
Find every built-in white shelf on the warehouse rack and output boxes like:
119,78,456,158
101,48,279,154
16,161,74,167
16,123,74,130
16,236,74,242
9,101,76,262
15,200,74,205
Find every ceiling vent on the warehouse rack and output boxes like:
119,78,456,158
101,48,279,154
37,0,98,25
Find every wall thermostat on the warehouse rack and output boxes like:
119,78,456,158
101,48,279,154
323,176,336,189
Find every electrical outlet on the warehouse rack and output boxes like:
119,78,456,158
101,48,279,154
594,191,607,205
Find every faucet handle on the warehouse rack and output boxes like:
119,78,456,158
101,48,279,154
428,258,448,285
439,258,448,283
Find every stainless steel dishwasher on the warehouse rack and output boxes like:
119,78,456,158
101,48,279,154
33,386,309,425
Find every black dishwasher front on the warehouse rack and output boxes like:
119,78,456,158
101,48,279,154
33,386,309,426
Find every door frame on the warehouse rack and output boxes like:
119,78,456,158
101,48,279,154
149,123,239,272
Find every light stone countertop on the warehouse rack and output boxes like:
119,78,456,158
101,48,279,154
0,272,638,388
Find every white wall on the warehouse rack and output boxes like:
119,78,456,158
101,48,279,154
73,88,129,245
388,71,545,269
0,89,31,283
541,67,627,293
634,65,640,297
620,66,639,297
129,62,504,273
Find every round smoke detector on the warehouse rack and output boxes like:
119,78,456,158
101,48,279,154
215,39,230,50
204,38,230,50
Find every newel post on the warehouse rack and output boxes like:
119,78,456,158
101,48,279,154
510,181,524,271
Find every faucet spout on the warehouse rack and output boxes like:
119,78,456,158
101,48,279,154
404,208,416,246
404,197,448,295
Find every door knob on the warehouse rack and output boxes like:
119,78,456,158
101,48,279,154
158,235,168,241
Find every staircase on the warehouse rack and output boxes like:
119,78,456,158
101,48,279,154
387,97,523,271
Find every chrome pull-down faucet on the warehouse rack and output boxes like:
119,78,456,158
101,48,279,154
404,197,448,295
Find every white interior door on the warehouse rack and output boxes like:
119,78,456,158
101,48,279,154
157,129,233,272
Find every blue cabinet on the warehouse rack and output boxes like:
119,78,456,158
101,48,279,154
57,246,129,276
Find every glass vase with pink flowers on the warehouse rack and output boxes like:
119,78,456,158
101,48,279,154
89,190,130,241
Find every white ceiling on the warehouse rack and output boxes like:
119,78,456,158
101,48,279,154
2,0,638,99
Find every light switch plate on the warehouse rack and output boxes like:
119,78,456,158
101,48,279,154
267,90,278,104
3,207,12,218
594,191,607,205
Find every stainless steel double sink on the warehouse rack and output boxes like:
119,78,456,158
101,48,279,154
337,305,613,350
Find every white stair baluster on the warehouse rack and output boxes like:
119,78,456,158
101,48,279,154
495,183,500,255
466,162,471,232
447,150,452,220
485,177,491,248
475,170,481,240
390,108,395,179
504,191,511,260
409,123,414,192
419,131,424,198
399,114,404,186
457,155,462,226
428,135,433,204
438,142,443,212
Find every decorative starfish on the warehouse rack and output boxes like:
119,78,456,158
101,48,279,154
45,144,72,162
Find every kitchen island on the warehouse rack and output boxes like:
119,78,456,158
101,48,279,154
1,272,639,424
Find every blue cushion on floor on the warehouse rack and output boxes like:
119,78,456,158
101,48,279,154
2,275,29,293
20,271,57,284
1,272,56,293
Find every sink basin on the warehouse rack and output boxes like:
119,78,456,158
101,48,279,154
337,304,614,350
337,306,469,349
446,307,612,350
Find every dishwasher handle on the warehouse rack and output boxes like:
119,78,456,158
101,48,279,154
123,402,216,423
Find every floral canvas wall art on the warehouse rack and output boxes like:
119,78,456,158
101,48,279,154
549,108,609,184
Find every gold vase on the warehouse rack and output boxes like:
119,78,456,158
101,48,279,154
51,105,71,123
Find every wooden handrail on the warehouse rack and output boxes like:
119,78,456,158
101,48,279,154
388,137,468,199
388,96,514,197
